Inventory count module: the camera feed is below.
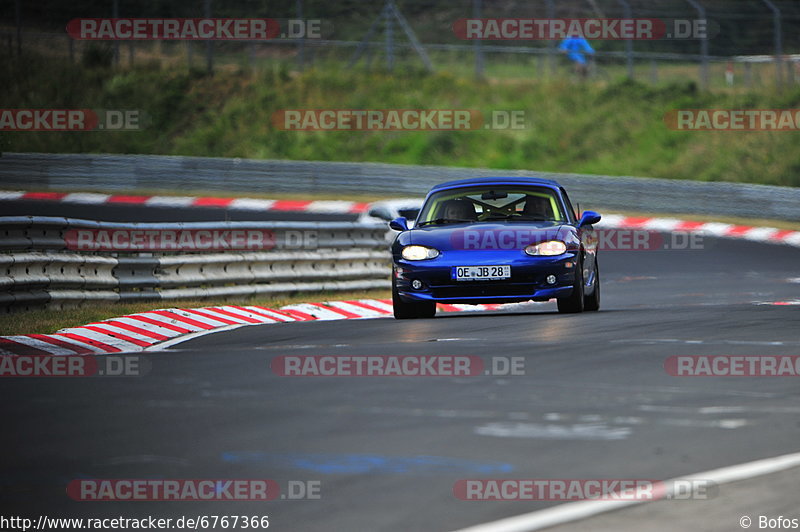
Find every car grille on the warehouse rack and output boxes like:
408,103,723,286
431,283,537,298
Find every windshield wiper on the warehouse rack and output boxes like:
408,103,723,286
417,218,473,227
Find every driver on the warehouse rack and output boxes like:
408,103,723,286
523,195,554,220
440,199,476,221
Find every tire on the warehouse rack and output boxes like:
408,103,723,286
557,260,584,314
393,283,436,319
583,261,600,312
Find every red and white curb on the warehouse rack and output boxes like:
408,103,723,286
0,300,528,356
0,190,369,214
600,214,800,248
3,190,797,247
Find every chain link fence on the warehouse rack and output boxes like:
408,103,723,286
3,0,800,89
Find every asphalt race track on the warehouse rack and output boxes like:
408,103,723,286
3,235,800,531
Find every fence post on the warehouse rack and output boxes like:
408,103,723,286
546,0,556,77
760,0,783,89
15,0,21,56
347,3,389,69
297,0,305,71
204,0,213,74
389,2,434,72
473,0,484,78
685,0,708,90
112,0,119,66
618,0,634,79
385,0,394,71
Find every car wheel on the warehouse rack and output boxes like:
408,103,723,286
557,259,584,314
583,261,600,312
392,283,436,319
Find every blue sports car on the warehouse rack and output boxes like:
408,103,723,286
389,177,601,319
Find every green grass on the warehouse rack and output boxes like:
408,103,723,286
2,51,800,188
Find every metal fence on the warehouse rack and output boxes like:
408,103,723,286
4,0,800,89
2,153,799,221
0,215,390,312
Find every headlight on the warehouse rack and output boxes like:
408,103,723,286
524,240,567,256
401,245,440,260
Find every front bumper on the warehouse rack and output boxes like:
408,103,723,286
393,250,578,304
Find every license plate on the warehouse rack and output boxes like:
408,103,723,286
453,265,511,281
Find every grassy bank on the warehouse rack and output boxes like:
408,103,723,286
2,52,800,186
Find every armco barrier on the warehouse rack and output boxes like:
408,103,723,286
1,153,799,221
0,216,391,312
2,211,799,313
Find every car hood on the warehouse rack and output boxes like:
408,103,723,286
396,221,570,250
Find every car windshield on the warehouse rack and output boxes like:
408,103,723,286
416,185,565,226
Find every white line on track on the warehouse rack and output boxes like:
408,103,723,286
611,338,794,346
450,450,800,532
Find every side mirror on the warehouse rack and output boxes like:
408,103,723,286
578,210,601,227
389,217,409,231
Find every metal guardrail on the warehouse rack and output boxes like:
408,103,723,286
1,153,798,221
0,216,391,312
